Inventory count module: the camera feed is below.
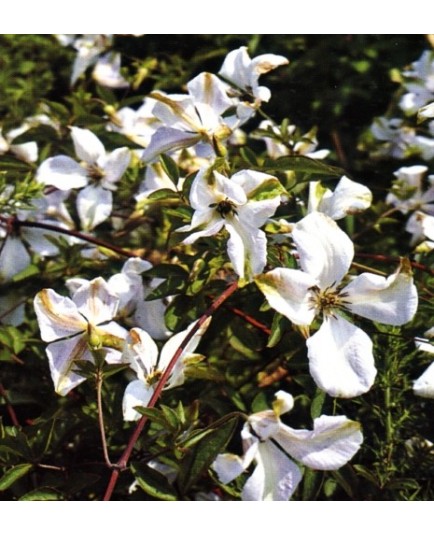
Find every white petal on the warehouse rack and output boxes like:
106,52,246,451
187,72,233,119
158,318,211,388
292,212,354,288
0,236,31,281
77,185,112,230
36,155,89,190
276,415,363,470
10,141,38,163
307,316,377,398
122,328,159,382
317,176,372,220
242,441,302,501
70,127,105,164
92,52,129,88
123,379,154,421
34,288,86,342
413,361,434,398
46,335,91,396
213,453,246,484
141,127,201,164
344,266,418,326
133,299,172,340
255,267,317,325
99,147,130,189
226,220,267,281
72,277,119,326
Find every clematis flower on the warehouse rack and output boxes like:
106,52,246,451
219,46,288,120
399,50,434,115
92,52,129,88
141,72,235,163
308,176,372,220
36,126,130,230
176,167,283,282
255,120,329,160
213,391,363,501
122,319,210,421
34,277,127,396
386,165,434,215
0,125,38,163
256,212,418,397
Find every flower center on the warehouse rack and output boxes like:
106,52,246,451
309,285,349,318
209,198,238,219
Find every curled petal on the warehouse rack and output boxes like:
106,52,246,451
344,262,418,326
307,316,377,398
122,327,159,382
276,415,363,470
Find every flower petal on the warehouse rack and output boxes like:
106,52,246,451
122,327,159,382
276,415,363,470
72,277,119,326
413,361,434,398
46,334,91,395
255,267,317,325
123,379,154,421
99,147,131,189
242,440,302,501
142,127,201,164
34,288,86,342
292,212,354,288
77,185,112,230
307,316,377,398
36,155,89,190
314,176,372,220
344,262,418,326
71,126,105,164
0,235,31,282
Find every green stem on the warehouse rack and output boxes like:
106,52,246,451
102,279,239,501
96,370,113,468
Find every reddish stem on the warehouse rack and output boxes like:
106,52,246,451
1,216,141,259
0,383,20,427
355,252,434,277
102,280,239,501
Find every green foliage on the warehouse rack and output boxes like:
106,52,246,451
1,34,434,502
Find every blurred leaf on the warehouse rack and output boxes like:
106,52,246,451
19,488,62,500
0,463,32,491
177,415,239,494
131,462,178,501
263,155,343,177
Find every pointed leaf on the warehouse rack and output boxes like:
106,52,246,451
0,463,33,491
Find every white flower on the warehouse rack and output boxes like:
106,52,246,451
36,127,130,230
308,176,372,220
219,47,288,120
399,51,434,115
255,120,329,160
141,73,235,163
122,319,210,421
387,165,434,215
34,277,127,396
213,391,363,501
92,52,129,88
0,125,38,163
256,212,418,397
177,167,283,282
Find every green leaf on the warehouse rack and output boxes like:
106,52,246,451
247,177,287,201
160,154,180,184
267,313,287,348
263,155,343,177
160,405,180,431
131,462,178,501
240,146,258,166
310,389,326,420
145,276,187,301
19,488,62,501
0,463,33,491
177,415,239,494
